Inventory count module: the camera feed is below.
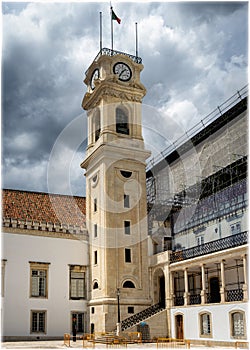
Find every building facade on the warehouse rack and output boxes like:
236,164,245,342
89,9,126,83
1,191,88,340
145,86,248,345
1,49,248,346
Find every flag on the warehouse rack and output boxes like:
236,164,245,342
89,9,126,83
111,7,121,24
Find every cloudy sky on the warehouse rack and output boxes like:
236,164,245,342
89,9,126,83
2,1,248,197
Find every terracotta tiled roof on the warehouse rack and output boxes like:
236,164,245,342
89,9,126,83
2,189,86,227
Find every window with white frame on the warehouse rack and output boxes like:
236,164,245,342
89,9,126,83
31,310,46,333
70,266,86,299
124,221,131,235
200,313,211,336
231,311,245,337
230,222,241,235
197,235,204,246
72,312,84,333
124,194,130,208
30,262,49,298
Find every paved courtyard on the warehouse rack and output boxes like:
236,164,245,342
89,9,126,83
1,340,241,350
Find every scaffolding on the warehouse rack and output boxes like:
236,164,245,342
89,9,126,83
146,87,248,235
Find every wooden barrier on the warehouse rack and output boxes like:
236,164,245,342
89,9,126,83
157,338,186,348
127,332,142,343
64,333,70,347
106,337,127,348
235,341,249,349
83,333,95,348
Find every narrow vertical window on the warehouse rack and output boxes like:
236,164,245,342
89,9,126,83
125,248,131,263
94,251,98,265
93,111,101,142
30,262,49,298
124,194,130,208
124,221,131,235
94,198,97,212
94,224,98,238
70,266,86,300
31,311,46,333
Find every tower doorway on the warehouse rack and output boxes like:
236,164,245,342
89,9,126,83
153,268,166,307
175,314,184,340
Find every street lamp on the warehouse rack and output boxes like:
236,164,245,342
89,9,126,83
116,288,121,335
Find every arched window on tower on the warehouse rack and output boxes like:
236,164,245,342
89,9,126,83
123,280,135,288
93,110,101,142
93,281,99,289
116,107,129,135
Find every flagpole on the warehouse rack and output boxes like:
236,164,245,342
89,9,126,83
110,6,114,53
100,12,103,53
135,22,138,58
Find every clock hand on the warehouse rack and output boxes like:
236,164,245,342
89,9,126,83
119,69,126,77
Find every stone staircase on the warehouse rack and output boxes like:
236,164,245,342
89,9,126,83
121,303,165,331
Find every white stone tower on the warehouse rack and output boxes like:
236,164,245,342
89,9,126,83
81,48,151,333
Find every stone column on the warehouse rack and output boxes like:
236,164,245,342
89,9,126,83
169,270,174,307
200,264,206,304
184,268,190,305
164,264,170,308
242,254,248,301
220,259,226,303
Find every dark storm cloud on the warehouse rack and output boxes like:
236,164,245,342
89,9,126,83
2,2,248,195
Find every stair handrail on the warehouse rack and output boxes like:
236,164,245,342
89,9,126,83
121,302,164,330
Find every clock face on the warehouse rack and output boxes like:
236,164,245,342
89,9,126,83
90,69,99,90
113,62,132,81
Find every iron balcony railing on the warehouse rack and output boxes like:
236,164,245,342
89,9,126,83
174,296,184,306
226,289,244,302
85,48,142,75
121,303,164,331
170,231,248,263
173,289,243,306
189,294,201,305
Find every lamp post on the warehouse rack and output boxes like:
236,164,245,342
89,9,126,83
116,288,121,336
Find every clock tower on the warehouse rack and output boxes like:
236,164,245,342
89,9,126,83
81,48,151,333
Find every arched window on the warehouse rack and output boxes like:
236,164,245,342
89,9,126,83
116,108,129,135
93,281,99,289
123,280,135,288
93,111,101,142
200,313,211,336
231,311,245,337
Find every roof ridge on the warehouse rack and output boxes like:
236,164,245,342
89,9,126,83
2,188,85,199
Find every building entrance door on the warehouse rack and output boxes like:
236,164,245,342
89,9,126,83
175,314,184,340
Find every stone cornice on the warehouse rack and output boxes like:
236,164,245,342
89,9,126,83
2,217,89,241
82,79,146,110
